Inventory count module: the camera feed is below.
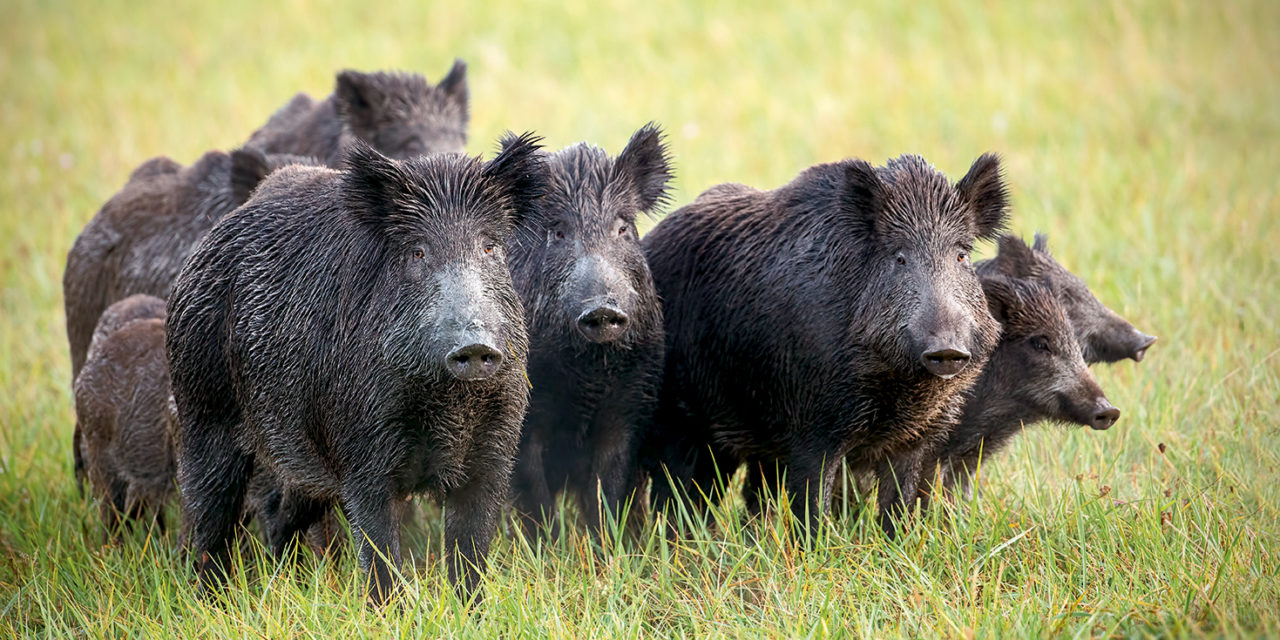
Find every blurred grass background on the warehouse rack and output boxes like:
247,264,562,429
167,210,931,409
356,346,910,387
1,0,1277,637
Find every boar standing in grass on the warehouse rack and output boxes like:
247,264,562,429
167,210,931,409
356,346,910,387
979,233,1157,364
640,153,1010,532
64,148,319,488
75,294,175,537
246,61,468,165
507,124,671,538
873,275,1122,535
167,135,544,605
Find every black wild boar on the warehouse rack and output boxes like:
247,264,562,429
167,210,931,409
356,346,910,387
641,153,1009,531
245,61,468,165
507,124,671,537
64,148,319,488
75,295,175,535
873,275,1121,534
978,233,1156,363
166,135,544,605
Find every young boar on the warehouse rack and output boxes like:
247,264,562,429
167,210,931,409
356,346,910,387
874,275,1121,532
640,153,1009,532
75,295,175,536
978,233,1156,363
245,61,468,165
507,124,671,537
64,148,319,488
166,135,544,605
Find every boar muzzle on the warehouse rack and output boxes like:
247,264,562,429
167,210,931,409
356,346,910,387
921,346,972,379
445,342,504,381
576,301,629,343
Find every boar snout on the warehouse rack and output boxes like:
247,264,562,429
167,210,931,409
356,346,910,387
920,345,972,379
567,254,636,343
445,341,504,381
576,302,630,343
1091,399,1121,430
1132,332,1157,362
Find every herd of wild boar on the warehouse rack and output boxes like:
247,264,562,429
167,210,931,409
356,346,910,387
62,60,1157,605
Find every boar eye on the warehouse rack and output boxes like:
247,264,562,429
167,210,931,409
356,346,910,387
555,230,565,240
957,251,969,263
895,253,907,266
483,243,496,255
412,248,425,260
618,224,629,237
1029,336,1053,353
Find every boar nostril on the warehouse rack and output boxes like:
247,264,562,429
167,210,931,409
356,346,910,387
921,348,971,379
1092,404,1121,430
445,343,503,381
577,306,629,344
1132,334,1158,362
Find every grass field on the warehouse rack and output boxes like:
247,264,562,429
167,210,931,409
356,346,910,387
2,0,1278,637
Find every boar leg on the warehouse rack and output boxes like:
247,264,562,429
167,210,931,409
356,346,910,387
581,419,635,541
743,459,779,520
181,429,253,595
267,488,330,561
875,450,925,539
342,482,401,606
443,469,506,604
511,437,556,537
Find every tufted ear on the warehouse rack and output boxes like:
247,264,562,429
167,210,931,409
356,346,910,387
981,275,1025,326
612,122,674,216
341,140,405,226
1032,231,1051,254
229,147,272,206
488,131,547,228
839,159,888,236
438,59,468,120
955,153,1010,240
985,234,1039,278
335,70,384,129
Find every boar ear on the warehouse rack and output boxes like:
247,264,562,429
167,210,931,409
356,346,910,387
1032,232,1051,254
341,140,404,223
229,147,272,206
987,234,1038,278
438,60,469,119
335,70,383,128
487,131,547,228
955,153,1010,240
981,275,1024,325
613,122,674,216
840,159,887,234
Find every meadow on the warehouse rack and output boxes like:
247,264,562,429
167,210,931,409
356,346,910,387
1,0,1278,637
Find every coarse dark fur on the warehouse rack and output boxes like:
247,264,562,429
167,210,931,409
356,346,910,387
874,276,1120,532
979,234,1156,363
245,61,469,165
506,124,671,538
166,135,545,605
63,148,320,489
641,153,1010,532
75,295,175,537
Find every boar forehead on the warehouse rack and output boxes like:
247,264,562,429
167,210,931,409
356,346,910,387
874,156,977,251
538,145,637,233
383,155,515,240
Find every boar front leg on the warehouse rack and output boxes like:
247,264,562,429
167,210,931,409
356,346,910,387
342,481,401,606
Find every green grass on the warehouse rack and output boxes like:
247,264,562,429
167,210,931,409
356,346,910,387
2,0,1278,636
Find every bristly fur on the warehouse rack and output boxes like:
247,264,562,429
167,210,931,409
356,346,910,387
63,149,323,490
977,233,1156,363
505,124,671,538
905,274,1115,509
75,295,175,538
342,132,545,243
640,151,1006,534
167,132,542,605
247,61,469,166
